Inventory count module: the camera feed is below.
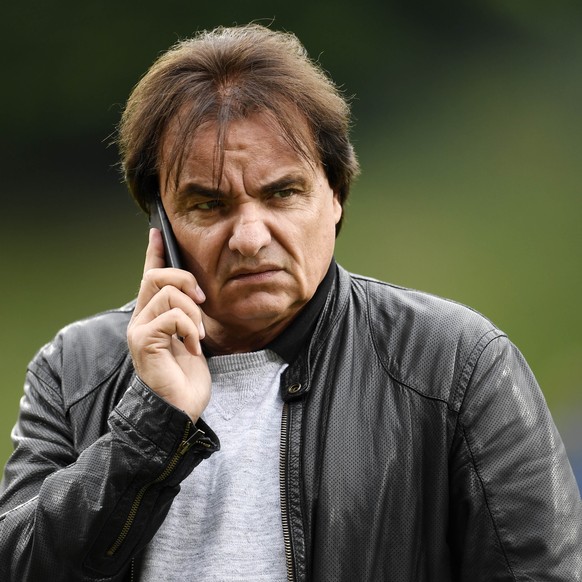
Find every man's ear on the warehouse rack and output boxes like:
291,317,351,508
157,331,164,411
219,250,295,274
332,191,343,226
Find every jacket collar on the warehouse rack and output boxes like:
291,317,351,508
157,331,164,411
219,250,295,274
266,259,337,364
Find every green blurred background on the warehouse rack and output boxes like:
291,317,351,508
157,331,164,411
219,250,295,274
1,1,580,485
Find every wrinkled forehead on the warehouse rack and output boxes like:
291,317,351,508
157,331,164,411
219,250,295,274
158,105,319,190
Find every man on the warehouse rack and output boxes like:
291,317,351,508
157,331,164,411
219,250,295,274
1,24,580,582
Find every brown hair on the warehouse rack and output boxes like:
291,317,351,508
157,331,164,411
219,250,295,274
117,24,359,232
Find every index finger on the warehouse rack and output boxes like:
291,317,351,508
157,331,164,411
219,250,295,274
144,228,166,272
132,228,206,318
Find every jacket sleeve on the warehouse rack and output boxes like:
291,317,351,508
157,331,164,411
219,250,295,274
448,334,582,581
0,349,219,582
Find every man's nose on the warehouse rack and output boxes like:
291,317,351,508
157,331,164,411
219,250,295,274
228,204,272,257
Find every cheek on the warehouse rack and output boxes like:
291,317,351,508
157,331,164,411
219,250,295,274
298,204,338,267
175,225,218,277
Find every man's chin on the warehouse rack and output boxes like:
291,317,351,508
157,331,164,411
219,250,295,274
211,295,302,328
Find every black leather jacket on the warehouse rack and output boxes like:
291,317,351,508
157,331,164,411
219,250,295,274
1,266,581,581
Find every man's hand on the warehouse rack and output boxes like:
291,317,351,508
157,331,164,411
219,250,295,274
127,228,211,422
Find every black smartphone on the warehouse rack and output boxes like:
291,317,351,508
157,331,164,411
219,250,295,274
149,194,183,269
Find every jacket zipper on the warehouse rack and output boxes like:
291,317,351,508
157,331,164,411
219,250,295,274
107,421,202,557
280,401,295,582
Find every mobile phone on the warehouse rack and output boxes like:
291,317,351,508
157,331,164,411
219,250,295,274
149,194,183,269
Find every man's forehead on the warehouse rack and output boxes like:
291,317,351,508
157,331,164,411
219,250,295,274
164,107,316,156
160,109,319,184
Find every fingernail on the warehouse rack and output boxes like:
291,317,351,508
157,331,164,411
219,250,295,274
198,320,206,338
196,285,206,301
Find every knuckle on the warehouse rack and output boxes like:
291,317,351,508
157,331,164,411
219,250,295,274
141,268,158,285
158,284,174,300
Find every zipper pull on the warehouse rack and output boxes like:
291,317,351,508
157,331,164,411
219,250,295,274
177,426,208,455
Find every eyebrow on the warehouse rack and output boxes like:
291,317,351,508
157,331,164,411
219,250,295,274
174,173,310,201
175,182,227,200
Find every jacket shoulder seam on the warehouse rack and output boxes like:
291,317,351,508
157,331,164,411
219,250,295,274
28,302,136,410
359,275,506,409
453,330,507,412
361,279,452,405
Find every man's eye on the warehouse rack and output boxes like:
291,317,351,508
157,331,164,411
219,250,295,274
195,199,223,211
271,189,296,199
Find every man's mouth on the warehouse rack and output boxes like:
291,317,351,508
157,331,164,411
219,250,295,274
228,265,282,282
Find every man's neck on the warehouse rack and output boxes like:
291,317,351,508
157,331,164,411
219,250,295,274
201,316,298,356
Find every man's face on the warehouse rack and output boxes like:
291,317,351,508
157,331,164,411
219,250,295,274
159,111,342,340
